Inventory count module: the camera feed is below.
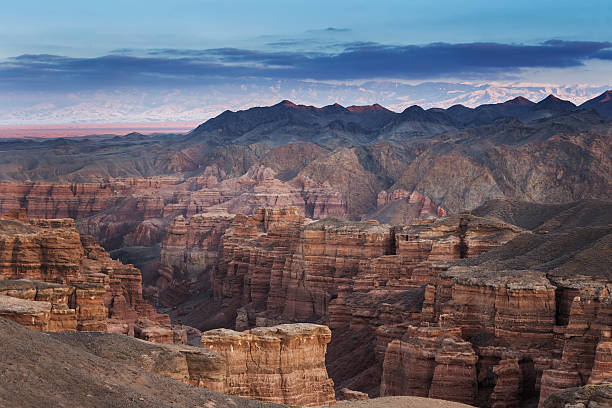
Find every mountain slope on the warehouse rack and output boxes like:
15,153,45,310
580,90,612,118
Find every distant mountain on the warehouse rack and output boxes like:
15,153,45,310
442,96,535,126
380,105,457,140
189,99,396,146
522,94,578,121
188,95,595,147
1,96,609,216
580,90,612,118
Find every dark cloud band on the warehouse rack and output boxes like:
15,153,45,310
1,40,611,91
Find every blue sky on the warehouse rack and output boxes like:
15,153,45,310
1,0,611,124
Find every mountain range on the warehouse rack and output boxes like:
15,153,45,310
1,91,611,217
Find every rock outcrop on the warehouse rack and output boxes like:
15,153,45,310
0,316,283,408
589,341,612,385
0,215,172,342
201,200,611,407
201,323,336,406
52,330,228,390
540,384,612,408
206,208,523,397
0,167,347,251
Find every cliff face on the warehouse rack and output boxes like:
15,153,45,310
202,200,611,406
154,211,234,307
0,167,347,251
0,215,172,342
377,269,612,408
380,326,477,404
212,210,520,326
378,201,612,407
206,207,524,397
201,323,336,406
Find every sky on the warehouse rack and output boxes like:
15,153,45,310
1,0,611,126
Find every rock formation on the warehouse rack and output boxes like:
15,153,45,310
193,200,611,406
52,330,228,390
154,211,234,307
540,384,612,408
0,316,284,408
0,214,172,342
2,97,611,407
0,166,347,251
205,207,524,397
201,323,336,406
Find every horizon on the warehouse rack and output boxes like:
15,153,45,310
1,90,610,138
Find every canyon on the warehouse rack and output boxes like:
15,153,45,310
0,211,172,341
154,199,611,407
0,211,338,406
0,96,610,407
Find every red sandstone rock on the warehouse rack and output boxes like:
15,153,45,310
201,323,336,406
208,210,524,397
589,340,612,384
380,326,476,404
0,169,347,251
0,216,171,342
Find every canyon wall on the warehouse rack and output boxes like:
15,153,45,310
201,323,336,406
154,211,234,307
207,207,527,397
0,210,339,407
0,166,347,251
378,261,611,408
202,203,611,406
0,213,173,342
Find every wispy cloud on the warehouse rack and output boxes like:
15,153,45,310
306,27,351,33
1,40,611,92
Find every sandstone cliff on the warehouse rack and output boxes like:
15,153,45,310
0,166,347,252
201,323,336,406
205,207,523,398
199,200,611,406
0,215,172,342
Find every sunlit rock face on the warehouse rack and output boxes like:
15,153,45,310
201,323,336,406
0,214,172,343
202,199,611,406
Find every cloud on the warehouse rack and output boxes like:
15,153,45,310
306,27,351,33
1,40,611,91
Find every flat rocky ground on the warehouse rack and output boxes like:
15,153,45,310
326,396,474,408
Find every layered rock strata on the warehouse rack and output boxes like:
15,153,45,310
201,323,336,406
204,203,611,406
154,211,234,307
380,327,477,405
0,166,347,251
209,208,523,397
0,215,172,342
